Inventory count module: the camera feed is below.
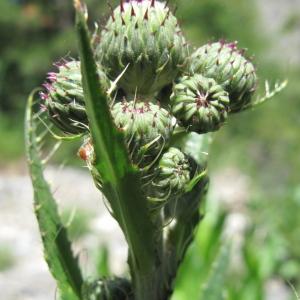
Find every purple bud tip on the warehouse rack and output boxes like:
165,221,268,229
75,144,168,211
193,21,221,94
131,5,136,16
120,0,125,12
43,83,54,91
47,73,57,82
144,8,149,20
39,92,49,100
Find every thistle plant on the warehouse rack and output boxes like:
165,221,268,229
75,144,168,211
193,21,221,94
25,1,287,299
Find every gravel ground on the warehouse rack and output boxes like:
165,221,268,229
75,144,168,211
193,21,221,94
0,165,127,300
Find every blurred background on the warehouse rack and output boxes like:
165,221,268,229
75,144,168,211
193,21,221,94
0,0,299,299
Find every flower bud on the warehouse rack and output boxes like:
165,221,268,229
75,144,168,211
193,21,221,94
97,0,188,97
154,147,191,197
189,41,257,112
171,74,229,133
41,60,109,134
112,100,175,165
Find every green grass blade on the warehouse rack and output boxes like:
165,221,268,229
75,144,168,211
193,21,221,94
200,243,231,300
73,0,156,276
25,91,83,300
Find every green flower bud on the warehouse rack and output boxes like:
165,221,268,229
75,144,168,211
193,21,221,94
112,100,175,165
189,41,257,112
170,74,229,133
97,0,188,97
154,147,191,197
41,60,110,134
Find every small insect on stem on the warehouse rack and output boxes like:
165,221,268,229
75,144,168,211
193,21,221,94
78,140,93,161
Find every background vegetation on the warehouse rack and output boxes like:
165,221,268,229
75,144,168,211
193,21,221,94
0,0,299,299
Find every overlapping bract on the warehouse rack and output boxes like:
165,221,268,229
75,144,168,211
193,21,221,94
154,147,191,197
171,74,229,133
41,60,109,134
189,41,257,112
97,0,188,97
112,100,174,166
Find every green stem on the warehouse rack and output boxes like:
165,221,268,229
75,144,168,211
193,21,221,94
74,2,160,298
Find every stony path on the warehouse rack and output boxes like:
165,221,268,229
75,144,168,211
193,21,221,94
0,166,127,300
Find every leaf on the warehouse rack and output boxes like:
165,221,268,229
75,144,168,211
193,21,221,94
171,131,213,166
162,131,212,295
166,178,209,263
25,91,83,300
74,0,156,280
242,80,288,111
199,243,231,300
163,176,209,299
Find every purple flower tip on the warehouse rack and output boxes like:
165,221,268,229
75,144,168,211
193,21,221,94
39,92,49,100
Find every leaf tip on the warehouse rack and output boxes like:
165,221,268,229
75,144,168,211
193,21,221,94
74,0,88,20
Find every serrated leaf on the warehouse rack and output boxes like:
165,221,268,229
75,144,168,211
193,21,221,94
242,80,288,111
25,91,83,300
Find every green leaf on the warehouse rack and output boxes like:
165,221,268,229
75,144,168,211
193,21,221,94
25,91,83,300
171,131,213,166
97,246,110,277
200,243,231,300
73,1,157,297
241,80,288,112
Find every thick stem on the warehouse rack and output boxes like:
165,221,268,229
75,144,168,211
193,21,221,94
130,214,165,300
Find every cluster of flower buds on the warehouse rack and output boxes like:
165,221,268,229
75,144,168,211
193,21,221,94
41,0,260,207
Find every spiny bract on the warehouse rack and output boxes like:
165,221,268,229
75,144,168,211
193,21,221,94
112,100,175,165
154,147,191,197
40,60,109,134
189,41,257,112
97,0,188,98
171,74,229,133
